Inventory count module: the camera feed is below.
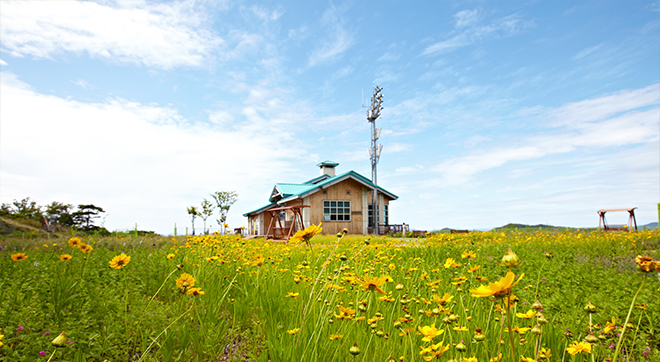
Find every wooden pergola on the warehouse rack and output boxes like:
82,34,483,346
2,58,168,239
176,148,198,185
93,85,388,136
597,207,638,232
264,205,309,241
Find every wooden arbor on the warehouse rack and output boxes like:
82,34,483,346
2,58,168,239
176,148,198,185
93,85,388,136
265,205,309,241
597,208,638,232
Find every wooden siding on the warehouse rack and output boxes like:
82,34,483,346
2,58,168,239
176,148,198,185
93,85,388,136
307,178,365,235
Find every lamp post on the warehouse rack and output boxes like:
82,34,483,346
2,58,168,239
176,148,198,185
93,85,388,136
367,86,383,235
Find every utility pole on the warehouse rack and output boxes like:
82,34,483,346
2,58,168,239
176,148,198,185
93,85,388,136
367,85,383,235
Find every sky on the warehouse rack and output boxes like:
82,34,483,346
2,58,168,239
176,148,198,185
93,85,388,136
1,0,659,235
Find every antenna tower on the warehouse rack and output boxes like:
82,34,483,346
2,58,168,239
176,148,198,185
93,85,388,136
367,85,383,235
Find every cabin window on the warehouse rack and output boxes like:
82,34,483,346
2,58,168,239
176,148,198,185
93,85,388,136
323,200,351,221
368,204,389,227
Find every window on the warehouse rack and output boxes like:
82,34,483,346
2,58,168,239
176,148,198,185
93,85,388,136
323,200,351,221
368,204,389,227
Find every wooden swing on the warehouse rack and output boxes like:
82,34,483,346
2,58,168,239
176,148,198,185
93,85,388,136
597,208,637,232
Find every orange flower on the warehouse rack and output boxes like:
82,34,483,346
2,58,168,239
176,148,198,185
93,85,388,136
11,253,28,261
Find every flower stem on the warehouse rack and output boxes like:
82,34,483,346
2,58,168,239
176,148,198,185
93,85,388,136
506,290,516,362
611,275,646,362
45,349,57,362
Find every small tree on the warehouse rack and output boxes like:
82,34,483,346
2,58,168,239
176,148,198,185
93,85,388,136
72,204,105,231
45,201,74,227
187,206,199,235
210,191,237,234
199,199,215,234
11,197,43,219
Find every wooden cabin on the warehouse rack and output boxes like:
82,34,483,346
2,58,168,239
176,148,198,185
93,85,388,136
243,161,398,237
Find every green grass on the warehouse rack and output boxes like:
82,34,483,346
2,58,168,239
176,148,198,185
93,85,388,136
0,230,658,361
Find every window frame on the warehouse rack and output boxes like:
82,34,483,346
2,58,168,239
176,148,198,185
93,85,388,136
323,200,351,222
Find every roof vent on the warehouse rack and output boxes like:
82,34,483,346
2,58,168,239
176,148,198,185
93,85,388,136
317,160,339,177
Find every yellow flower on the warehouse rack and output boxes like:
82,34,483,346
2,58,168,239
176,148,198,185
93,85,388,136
516,309,536,319
176,273,196,291
490,354,502,362
505,326,530,334
251,254,265,266
109,253,131,269
11,253,28,261
461,358,478,362
68,237,81,248
60,254,72,261
461,250,476,259
356,275,388,294
286,292,299,298
453,326,468,331
470,272,524,298
286,328,300,335
635,255,654,272
289,223,322,245
520,356,537,362
467,265,481,273
166,253,175,259
444,258,461,268
418,323,443,342
538,348,552,359
329,334,342,340
604,317,616,333
186,287,205,296
566,341,592,355
79,243,93,253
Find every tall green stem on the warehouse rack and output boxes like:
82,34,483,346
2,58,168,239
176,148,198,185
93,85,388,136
505,290,516,362
611,275,646,362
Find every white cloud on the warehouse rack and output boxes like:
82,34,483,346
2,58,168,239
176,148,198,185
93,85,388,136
454,9,481,28
307,6,354,66
71,79,95,90
0,72,310,234
0,1,223,69
423,13,533,55
0,59,7,66
431,84,660,185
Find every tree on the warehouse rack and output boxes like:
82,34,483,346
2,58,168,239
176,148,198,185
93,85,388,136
45,201,74,227
210,191,237,234
72,204,105,231
199,199,215,234
11,197,42,219
187,206,199,235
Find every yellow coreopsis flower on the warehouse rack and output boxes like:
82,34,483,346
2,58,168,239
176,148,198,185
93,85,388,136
186,287,205,296
11,253,28,261
289,223,322,245
634,255,654,272
68,237,81,248
286,328,300,335
176,273,196,291
461,358,478,362
60,254,72,261
520,356,537,362
490,353,503,362
286,292,299,298
467,265,481,273
418,323,443,342
470,272,524,298
356,275,388,294
566,341,592,355
604,317,616,334
461,250,476,259
166,253,175,259
79,243,93,253
516,309,536,319
109,253,131,269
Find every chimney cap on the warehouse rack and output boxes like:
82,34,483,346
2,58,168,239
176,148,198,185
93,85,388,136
316,160,339,167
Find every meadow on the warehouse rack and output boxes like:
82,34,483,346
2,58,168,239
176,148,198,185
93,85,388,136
0,228,658,362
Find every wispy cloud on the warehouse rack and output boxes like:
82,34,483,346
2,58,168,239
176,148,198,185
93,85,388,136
430,84,660,185
422,12,533,55
0,72,310,231
573,43,603,60
307,6,354,67
0,1,223,69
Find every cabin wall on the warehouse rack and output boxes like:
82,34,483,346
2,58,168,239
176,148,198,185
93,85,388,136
308,178,365,235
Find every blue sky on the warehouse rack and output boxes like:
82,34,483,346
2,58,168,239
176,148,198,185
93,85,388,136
1,0,658,234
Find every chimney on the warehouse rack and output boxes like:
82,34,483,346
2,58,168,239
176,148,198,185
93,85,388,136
317,161,339,177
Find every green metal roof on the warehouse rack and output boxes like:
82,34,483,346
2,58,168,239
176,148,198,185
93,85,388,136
244,169,398,216
316,160,339,167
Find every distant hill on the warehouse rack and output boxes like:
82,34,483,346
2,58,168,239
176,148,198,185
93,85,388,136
491,223,582,232
640,222,658,230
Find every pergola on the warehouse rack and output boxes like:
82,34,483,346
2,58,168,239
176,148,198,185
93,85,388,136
264,205,309,241
597,208,638,232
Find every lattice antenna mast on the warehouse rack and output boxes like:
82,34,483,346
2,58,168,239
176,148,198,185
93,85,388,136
367,85,383,235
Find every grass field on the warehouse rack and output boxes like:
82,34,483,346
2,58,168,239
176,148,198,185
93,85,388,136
0,229,658,362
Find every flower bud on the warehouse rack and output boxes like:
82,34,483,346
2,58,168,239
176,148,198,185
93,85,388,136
583,302,597,314
349,343,361,355
474,328,486,342
376,329,385,338
51,331,67,348
339,253,348,261
501,249,520,268
584,332,600,344
455,340,467,352
531,323,543,336
531,300,543,311
537,313,548,324
393,321,402,329
336,233,343,238
395,283,404,291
